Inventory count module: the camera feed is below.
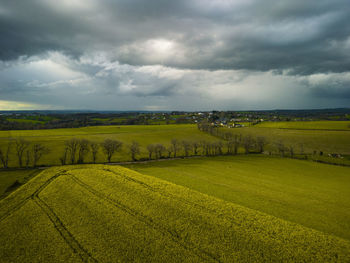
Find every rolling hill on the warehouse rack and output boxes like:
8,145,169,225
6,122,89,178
1,164,349,262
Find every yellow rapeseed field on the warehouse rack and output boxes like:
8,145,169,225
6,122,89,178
1,165,350,262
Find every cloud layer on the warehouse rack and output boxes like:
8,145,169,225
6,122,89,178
0,0,349,110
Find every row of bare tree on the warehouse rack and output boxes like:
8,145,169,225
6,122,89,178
0,139,49,168
146,138,238,160
59,138,124,165
198,122,304,157
0,134,302,169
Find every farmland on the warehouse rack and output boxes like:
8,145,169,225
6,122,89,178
1,122,350,169
222,125,350,155
0,125,219,167
254,121,350,130
1,165,350,262
125,155,350,240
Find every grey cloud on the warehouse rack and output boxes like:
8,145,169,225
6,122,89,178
306,73,350,99
1,0,350,110
0,54,349,110
0,0,349,74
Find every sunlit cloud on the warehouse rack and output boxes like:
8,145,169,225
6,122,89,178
0,100,56,110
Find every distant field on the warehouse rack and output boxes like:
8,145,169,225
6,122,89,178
224,125,350,155
1,165,349,262
1,122,350,168
125,155,350,240
0,125,218,167
0,169,40,198
6,118,45,124
255,121,350,130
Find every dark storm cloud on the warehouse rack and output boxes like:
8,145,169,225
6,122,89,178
307,73,350,99
1,0,349,74
0,0,350,110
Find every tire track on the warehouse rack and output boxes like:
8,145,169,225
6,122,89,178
69,173,221,263
0,171,65,222
32,196,98,263
0,170,98,263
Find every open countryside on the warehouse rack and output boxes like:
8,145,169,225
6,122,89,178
0,116,350,262
1,165,350,262
1,0,350,261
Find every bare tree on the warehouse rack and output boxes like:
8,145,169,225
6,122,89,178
154,144,166,159
147,144,155,160
0,141,12,168
25,150,31,168
65,138,79,164
213,141,223,155
192,141,200,155
256,136,267,153
60,147,69,165
15,138,30,167
101,139,123,163
32,143,49,167
182,140,192,157
233,135,240,155
289,145,294,158
226,140,234,155
166,146,173,158
299,143,304,155
200,140,210,156
242,135,254,154
90,142,99,163
171,139,180,158
129,141,140,161
275,141,286,157
77,139,90,164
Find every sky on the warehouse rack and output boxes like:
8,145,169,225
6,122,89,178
0,0,350,111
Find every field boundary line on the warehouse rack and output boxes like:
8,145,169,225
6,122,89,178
69,173,221,263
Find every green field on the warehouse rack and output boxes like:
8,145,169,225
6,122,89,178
1,122,350,169
125,155,350,240
0,125,218,167
0,169,41,198
1,164,349,262
255,121,350,130
224,125,350,155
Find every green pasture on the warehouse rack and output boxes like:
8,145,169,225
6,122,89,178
125,155,350,240
224,126,350,155
0,125,218,167
1,165,349,262
0,169,40,198
255,120,350,130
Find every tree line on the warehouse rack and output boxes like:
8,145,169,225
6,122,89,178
0,139,50,169
197,122,305,158
0,125,308,169
0,135,251,169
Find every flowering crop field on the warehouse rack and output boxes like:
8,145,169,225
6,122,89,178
1,165,349,262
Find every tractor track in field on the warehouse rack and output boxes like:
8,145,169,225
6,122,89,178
102,168,243,227
0,170,98,263
0,171,65,222
32,196,98,263
69,173,222,263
